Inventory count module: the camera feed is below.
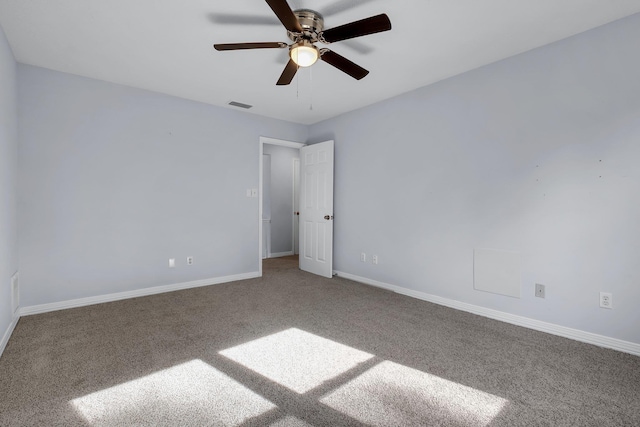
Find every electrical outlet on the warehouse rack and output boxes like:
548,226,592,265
535,283,545,298
169,258,175,268
360,253,366,262
372,255,379,265
187,256,194,265
600,292,613,309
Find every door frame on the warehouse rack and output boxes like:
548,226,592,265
259,136,306,276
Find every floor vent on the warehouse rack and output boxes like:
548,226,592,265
228,101,253,109
11,272,19,316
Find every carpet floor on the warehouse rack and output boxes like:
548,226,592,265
0,256,639,426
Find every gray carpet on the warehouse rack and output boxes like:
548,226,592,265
1,256,639,426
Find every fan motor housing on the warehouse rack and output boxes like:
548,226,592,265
288,9,324,42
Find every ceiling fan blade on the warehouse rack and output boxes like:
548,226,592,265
321,50,369,80
321,14,391,43
214,42,287,51
265,0,302,33
276,60,298,85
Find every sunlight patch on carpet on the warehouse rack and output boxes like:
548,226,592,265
219,328,374,393
70,359,276,426
321,361,508,427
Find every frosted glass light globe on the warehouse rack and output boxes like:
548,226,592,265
290,44,319,67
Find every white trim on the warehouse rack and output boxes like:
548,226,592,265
0,315,20,359
19,272,260,317
334,271,640,357
259,136,305,277
259,140,264,275
269,251,295,258
260,136,306,149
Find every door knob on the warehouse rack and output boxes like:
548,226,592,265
324,215,333,220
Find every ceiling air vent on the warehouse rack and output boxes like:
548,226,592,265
228,101,253,109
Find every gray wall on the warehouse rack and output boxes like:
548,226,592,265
6,13,640,348
264,144,299,255
18,65,307,307
0,24,18,344
309,14,640,344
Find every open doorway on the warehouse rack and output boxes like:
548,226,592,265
259,137,305,275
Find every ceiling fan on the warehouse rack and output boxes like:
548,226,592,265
213,0,391,85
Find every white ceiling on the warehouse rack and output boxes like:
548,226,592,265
1,1,639,125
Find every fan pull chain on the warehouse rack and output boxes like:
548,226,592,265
309,66,313,111
296,64,299,99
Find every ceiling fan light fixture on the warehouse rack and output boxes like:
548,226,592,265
290,41,319,67
213,1,392,85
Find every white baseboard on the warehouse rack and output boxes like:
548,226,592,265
334,271,640,357
269,251,295,258
0,315,20,359
19,271,261,317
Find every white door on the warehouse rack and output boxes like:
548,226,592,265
299,140,334,278
293,158,300,255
